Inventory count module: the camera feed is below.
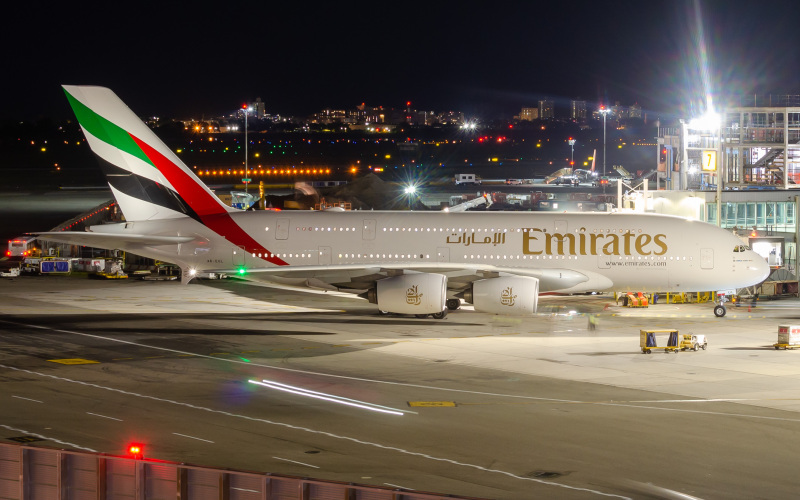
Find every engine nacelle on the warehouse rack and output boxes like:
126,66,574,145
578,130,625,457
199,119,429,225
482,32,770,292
465,277,539,316
367,273,447,315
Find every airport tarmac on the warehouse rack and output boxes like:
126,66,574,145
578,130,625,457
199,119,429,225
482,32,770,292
2,275,800,499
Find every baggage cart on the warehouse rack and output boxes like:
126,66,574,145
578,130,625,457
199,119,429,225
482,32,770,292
640,329,680,354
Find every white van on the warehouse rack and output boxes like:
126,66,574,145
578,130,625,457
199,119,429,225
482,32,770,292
454,174,480,185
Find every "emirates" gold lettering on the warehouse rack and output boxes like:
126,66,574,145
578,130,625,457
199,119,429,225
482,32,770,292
522,228,667,256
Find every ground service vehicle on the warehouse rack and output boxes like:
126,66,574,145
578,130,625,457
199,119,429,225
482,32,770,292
679,334,707,351
454,174,480,185
6,236,37,257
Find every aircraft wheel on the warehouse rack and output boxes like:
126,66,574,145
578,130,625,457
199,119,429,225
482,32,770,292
446,299,461,311
432,309,448,320
714,305,726,317
415,314,429,319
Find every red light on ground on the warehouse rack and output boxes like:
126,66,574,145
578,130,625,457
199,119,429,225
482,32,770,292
127,443,144,459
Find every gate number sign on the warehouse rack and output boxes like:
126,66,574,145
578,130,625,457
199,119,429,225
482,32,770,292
702,150,717,171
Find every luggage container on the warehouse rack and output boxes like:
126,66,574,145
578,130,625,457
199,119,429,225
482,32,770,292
774,325,800,350
40,259,71,274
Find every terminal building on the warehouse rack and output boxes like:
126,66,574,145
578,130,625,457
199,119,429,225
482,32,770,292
653,96,800,288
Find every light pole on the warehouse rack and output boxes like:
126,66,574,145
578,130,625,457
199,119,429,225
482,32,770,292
568,138,576,171
242,104,251,194
599,106,611,177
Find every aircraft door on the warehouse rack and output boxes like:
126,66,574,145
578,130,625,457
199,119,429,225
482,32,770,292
233,245,246,267
363,219,376,240
276,218,290,240
319,246,331,265
700,248,714,269
437,247,450,263
554,219,568,233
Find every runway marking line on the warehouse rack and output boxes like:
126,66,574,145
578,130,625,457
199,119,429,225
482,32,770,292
408,401,456,407
86,412,123,421
48,358,100,365
12,395,43,403
272,456,319,469
173,432,214,443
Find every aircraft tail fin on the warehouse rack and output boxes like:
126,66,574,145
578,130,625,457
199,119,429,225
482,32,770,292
62,85,233,222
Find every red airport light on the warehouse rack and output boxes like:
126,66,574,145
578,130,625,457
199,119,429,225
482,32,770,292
127,443,144,459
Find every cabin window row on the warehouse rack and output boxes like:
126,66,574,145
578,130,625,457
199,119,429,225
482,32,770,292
378,227,646,233
268,226,649,234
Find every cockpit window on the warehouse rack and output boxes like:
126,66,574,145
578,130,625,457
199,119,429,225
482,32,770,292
733,245,749,252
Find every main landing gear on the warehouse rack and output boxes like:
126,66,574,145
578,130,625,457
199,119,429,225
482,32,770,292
415,309,448,319
380,309,448,319
714,295,729,317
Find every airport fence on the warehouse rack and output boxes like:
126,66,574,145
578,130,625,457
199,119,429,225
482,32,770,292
0,442,488,500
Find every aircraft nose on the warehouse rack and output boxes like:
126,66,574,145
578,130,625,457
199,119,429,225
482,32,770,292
749,251,771,282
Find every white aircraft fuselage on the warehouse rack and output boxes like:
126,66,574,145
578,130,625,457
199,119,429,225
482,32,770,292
92,210,768,294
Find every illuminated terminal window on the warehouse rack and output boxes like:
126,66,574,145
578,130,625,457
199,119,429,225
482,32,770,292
707,201,796,232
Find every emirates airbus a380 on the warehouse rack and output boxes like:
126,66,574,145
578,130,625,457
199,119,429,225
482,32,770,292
36,86,770,318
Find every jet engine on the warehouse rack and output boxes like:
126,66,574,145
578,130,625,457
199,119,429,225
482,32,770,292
463,277,539,316
365,273,447,316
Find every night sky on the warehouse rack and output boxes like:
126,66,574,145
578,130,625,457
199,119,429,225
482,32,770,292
4,1,800,122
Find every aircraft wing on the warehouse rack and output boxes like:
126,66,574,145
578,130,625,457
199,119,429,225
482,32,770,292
213,263,593,293
35,231,195,248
